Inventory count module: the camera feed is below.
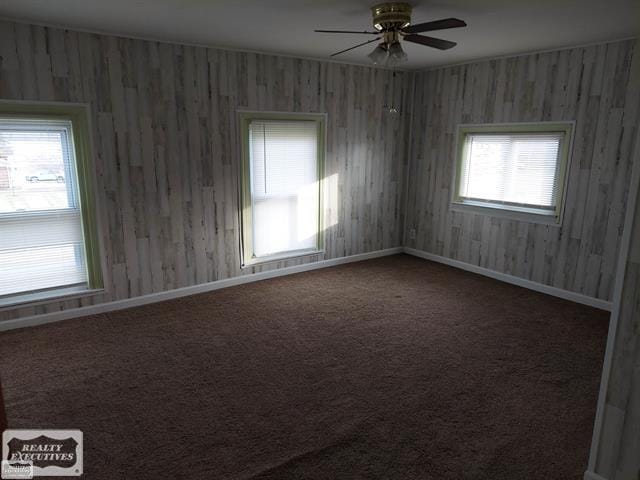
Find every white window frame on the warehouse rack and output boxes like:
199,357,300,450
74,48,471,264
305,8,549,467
451,122,575,225
238,111,326,268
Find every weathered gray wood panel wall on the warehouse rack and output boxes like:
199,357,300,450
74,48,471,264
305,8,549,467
594,137,640,480
0,20,411,322
405,39,640,301
594,197,640,479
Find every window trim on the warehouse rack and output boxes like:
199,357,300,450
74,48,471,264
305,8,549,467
451,121,575,225
238,110,326,268
0,100,104,304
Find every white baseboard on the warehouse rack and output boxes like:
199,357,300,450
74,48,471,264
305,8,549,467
0,247,403,332
403,247,612,312
584,471,608,480
0,245,611,332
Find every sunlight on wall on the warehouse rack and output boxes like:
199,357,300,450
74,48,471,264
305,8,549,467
323,172,339,231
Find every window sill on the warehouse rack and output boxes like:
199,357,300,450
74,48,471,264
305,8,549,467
242,249,325,268
450,201,562,226
0,286,104,310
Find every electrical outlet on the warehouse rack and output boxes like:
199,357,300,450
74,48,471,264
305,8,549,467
408,228,416,240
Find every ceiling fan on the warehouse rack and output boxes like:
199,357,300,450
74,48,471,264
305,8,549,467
315,2,467,66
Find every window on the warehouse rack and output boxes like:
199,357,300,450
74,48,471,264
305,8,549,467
0,104,102,305
452,123,573,223
239,112,325,266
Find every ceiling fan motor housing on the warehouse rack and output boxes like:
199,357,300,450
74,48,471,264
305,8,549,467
371,2,412,32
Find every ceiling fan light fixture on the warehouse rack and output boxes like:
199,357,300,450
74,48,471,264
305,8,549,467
386,41,407,66
368,43,388,64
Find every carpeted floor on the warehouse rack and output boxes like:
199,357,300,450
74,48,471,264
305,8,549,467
0,254,609,479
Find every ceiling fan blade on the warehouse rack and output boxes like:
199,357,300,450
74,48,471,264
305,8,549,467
330,38,381,57
403,34,457,50
402,18,467,34
315,29,380,34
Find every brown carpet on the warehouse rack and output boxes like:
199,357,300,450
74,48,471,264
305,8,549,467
0,254,608,479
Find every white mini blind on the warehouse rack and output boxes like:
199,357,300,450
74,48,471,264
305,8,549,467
458,133,563,210
249,120,319,258
0,119,87,297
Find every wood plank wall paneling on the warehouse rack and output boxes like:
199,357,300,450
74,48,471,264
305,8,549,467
405,39,640,302
595,172,640,480
0,20,412,322
0,18,637,324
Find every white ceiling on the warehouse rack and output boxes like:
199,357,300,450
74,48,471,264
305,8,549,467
0,0,638,70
